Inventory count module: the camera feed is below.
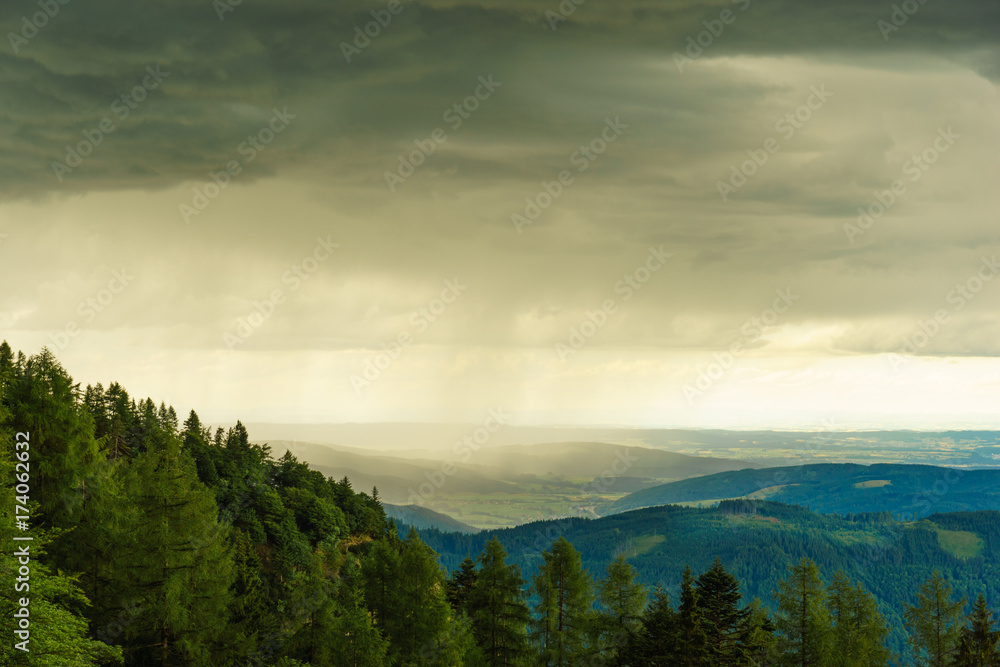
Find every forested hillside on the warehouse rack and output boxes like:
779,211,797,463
609,462,1000,516
384,504,478,533
4,343,1000,666
421,500,1000,659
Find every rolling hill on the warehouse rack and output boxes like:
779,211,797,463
607,462,1000,517
384,504,478,533
267,439,759,527
419,501,1000,658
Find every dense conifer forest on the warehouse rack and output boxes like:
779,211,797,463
3,343,999,666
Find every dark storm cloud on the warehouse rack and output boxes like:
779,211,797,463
0,0,997,196
2,0,999,366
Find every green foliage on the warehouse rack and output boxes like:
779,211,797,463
531,537,595,666
612,463,1000,518
446,557,479,613
774,558,832,666
695,557,748,665
468,537,531,666
953,594,1000,666
327,560,390,667
622,586,680,666
2,348,104,528
594,554,647,665
9,343,1000,667
826,570,892,666
678,564,711,665
904,570,966,667
109,429,235,665
0,353,122,666
742,598,779,667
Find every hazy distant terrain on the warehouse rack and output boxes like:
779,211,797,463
267,439,758,528
250,423,1000,466
258,425,1000,528
383,504,478,534
609,463,1000,517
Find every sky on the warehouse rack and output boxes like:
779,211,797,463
2,0,1000,429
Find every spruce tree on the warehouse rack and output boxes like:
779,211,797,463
1,348,104,528
741,597,778,667
329,561,390,667
396,527,454,662
362,527,454,664
468,537,531,666
595,554,647,665
774,557,832,667
531,537,595,666
696,557,748,665
953,594,1000,667
360,532,403,641
826,570,891,666
905,570,966,667
678,564,711,666
0,370,122,665
622,586,680,666
447,557,479,613
112,429,235,665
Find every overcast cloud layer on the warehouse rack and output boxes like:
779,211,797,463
2,0,999,427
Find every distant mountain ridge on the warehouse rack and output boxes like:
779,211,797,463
608,462,1000,517
384,504,478,533
268,439,759,504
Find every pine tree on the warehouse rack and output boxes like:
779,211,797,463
329,561,390,667
112,429,235,665
826,570,891,666
774,558,832,667
1,348,104,528
0,370,123,665
447,557,479,612
360,533,403,641
741,597,778,667
622,586,680,666
953,594,1000,667
595,554,647,666
396,527,454,662
531,537,595,666
678,564,711,666
905,570,966,667
696,557,748,665
225,529,270,662
468,537,531,666
362,527,454,664
103,382,134,459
